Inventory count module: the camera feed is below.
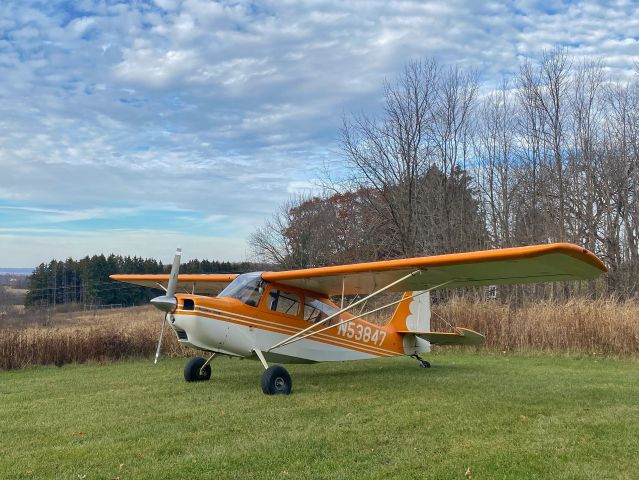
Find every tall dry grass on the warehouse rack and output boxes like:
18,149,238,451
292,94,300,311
1,298,638,369
0,306,189,370
432,297,639,356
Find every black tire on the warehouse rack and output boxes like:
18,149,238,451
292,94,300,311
261,365,292,395
184,356,211,382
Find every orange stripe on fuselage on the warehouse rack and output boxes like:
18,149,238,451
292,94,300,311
177,309,400,358
175,307,404,358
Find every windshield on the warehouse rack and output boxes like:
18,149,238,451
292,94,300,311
218,272,265,307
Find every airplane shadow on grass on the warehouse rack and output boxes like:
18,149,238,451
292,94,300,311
201,357,486,395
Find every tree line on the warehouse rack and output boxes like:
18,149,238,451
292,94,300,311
250,50,639,298
25,254,260,308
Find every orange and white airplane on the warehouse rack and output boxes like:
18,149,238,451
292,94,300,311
111,243,605,395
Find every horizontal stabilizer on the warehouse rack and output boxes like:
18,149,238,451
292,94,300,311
398,327,485,346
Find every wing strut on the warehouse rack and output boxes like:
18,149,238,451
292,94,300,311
268,270,421,352
275,279,454,349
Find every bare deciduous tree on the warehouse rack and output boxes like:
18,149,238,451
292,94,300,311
340,60,440,257
251,54,639,299
475,79,517,247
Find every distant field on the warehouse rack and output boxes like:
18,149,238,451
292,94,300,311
1,352,637,479
0,286,27,304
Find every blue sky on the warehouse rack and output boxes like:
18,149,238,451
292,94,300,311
1,0,638,267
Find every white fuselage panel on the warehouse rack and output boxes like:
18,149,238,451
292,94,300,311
170,312,380,363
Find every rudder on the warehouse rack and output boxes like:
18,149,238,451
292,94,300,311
387,291,431,332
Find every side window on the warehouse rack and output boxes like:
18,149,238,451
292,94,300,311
303,299,323,323
267,289,301,317
304,298,339,325
243,285,264,307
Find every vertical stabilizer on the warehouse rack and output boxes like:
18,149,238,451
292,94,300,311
387,291,431,332
387,291,432,355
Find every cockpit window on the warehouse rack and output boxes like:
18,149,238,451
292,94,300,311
267,289,301,317
304,297,339,325
218,272,264,307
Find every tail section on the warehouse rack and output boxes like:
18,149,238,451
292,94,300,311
387,291,431,332
388,291,485,355
387,291,432,356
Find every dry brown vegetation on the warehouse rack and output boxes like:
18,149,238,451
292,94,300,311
1,298,638,370
431,298,639,356
0,306,189,370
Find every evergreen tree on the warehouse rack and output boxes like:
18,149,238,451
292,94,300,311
25,254,260,308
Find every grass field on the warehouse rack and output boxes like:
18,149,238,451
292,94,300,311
1,352,638,479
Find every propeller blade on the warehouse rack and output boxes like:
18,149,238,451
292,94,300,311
151,247,182,362
166,248,182,297
150,247,181,313
154,313,168,364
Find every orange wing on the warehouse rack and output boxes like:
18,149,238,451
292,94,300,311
109,273,237,295
262,243,606,296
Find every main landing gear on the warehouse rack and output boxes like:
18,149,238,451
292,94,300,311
184,353,216,382
411,354,431,368
183,351,292,394
254,348,292,395
261,365,292,395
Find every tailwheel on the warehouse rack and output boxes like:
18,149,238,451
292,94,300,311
184,356,212,382
411,354,431,369
261,365,292,395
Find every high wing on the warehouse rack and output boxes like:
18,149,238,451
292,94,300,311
109,273,237,295
262,243,606,296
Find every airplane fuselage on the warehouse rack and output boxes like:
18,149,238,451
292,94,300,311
169,281,429,364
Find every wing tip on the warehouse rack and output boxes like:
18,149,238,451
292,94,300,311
546,242,607,273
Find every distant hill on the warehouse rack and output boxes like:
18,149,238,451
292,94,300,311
0,268,33,276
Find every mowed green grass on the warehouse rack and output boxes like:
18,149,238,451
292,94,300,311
1,352,638,480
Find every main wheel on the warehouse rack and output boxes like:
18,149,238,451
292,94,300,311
261,365,292,395
184,356,211,382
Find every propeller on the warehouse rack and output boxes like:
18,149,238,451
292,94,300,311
151,248,181,364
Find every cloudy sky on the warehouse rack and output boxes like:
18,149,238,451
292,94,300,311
1,0,637,267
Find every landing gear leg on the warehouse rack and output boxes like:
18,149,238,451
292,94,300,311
199,352,217,375
411,354,431,368
252,348,269,370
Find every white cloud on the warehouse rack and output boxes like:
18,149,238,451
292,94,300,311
67,16,96,37
114,47,200,89
0,230,249,267
286,180,321,195
0,205,184,223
